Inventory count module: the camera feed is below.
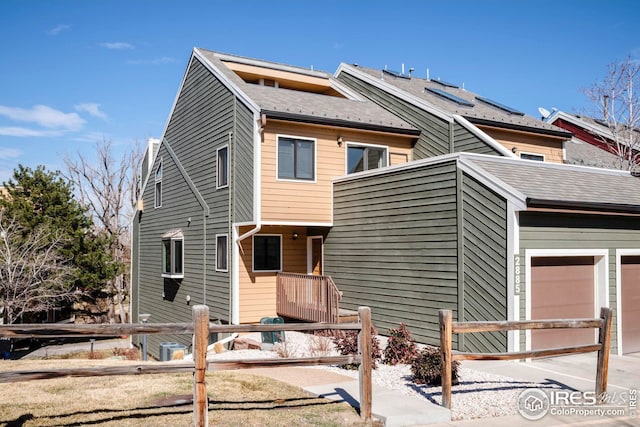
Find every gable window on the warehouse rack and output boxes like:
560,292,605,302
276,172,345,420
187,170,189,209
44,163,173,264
217,146,228,188
520,152,545,162
216,234,228,272
253,235,282,272
155,160,163,208
277,136,315,181
347,143,388,174
162,229,183,278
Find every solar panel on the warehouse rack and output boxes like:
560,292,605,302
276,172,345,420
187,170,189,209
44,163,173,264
383,69,411,79
476,96,524,116
426,88,474,107
431,79,459,89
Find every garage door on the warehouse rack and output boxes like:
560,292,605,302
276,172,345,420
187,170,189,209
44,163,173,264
621,256,640,354
531,256,595,350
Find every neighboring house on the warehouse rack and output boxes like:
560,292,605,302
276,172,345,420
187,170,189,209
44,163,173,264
132,49,640,358
131,48,419,357
333,65,573,163
546,110,639,171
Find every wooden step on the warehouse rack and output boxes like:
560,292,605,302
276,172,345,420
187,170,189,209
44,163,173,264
338,308,359,323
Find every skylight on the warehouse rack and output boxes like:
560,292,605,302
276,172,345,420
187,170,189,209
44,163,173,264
476,96,524,116
431,79,459,89
383,69,411,79
426,88,474,107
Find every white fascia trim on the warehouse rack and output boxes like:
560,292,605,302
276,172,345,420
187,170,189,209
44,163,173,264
506,202,520,352
547,110,614,141
524,248,610,352
335,63,453,123
615,248,640,355
453,114,517,158
330,79,365,101
260,221,333,227
457,157,527,210
194,48,261,114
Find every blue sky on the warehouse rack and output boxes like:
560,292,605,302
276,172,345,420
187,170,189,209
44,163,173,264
0,0,638,184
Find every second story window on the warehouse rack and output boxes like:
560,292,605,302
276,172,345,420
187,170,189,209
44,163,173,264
217,146,229,188
277,136,315,181
155,159,163,208
161,229,183,279
520,152,545,162
347,143,388,174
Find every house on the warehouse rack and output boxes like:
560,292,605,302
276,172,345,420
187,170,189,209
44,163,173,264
546,110,639,171
130,48,419,357
333,64,573,163
132,49,640,358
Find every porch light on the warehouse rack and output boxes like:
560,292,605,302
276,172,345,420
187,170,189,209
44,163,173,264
337,136,343,147
292,232,299,240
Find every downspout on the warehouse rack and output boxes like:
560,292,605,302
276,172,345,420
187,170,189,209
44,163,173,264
231,111,263,324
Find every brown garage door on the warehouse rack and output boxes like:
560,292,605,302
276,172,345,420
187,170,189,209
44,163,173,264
621,256,640,354
531,256,595,350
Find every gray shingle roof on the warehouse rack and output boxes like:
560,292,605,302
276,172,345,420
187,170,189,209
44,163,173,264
354,66,568,136
463,154,640,209
196,49,417,133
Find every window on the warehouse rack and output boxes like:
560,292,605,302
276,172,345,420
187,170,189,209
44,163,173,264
217,146,228,188
520,152,545,162
277,136,315,181
162,229,183,278
253,235,282,272
154,160,163,208
347,143,388,174
216,234,228,272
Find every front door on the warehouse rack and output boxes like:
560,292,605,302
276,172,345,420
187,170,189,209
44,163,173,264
308,236,323,276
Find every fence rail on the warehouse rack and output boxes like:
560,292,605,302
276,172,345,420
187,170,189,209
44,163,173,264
0,305,373,426
439,307,613,410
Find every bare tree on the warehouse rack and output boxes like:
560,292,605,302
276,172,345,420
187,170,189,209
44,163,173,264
583,57,640,172
64,139,144,323
0,213,78,325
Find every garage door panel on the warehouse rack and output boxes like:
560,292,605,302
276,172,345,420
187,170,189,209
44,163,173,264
621,256,640,354
531,256,595,350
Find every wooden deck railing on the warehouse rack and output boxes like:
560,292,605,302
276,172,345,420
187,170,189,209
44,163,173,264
439,307,613,409
0,305,374,425
276,272,342,323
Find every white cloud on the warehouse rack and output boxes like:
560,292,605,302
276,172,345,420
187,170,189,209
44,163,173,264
47,24,70,35
126,56,178,65
0,147,22,159
75,103,108,120
74,131,110,143
100,42,134,50
0,105,85,131
0,127,63,137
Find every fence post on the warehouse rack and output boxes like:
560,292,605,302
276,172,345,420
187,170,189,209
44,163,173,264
595,307,612,402
193,305,209,427
358,306,372,421
439,309,453,409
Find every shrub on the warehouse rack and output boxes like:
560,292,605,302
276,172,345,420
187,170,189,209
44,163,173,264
411,347,459,386
113,347,140,360
383,323,418,365
332,326,382,370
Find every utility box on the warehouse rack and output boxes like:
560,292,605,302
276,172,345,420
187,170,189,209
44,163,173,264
168,344,187,360
159,342,179,361
260,317,285,345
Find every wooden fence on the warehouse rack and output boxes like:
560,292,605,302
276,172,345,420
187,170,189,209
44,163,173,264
0,305,373,426
439,307,613,409
276,272,342,323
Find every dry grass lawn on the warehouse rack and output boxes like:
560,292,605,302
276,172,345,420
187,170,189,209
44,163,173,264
0,359,375,427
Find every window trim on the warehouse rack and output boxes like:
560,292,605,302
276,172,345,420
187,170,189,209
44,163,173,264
275,134,317,183
519,151,545,162
161,234,184,279
216,234,229,272
345,142,389,174
216,145,229,189
154,158,163,208
252,234,283,273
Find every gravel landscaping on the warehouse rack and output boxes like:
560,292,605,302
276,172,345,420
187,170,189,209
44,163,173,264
208,331,569,421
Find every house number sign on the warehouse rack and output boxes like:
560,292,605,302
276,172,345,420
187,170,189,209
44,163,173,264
514,255,521,295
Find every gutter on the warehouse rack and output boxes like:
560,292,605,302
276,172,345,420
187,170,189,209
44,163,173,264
527,198,640,214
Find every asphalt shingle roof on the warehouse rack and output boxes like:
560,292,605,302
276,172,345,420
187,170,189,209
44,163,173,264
354,66,567,135
196,49,417,133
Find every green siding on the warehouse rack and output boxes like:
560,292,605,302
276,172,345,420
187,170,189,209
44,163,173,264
453,123,501,155
518,212,640,354
232,101,254,223
337,72,451,159
136,57,241,358
325,161,460,346
461,173,508,352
